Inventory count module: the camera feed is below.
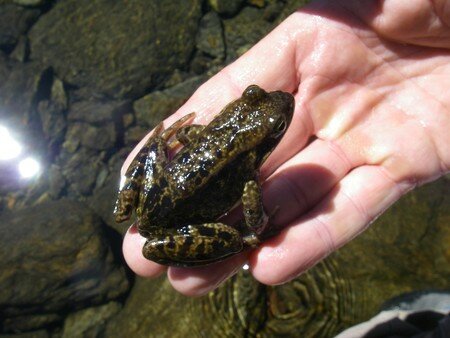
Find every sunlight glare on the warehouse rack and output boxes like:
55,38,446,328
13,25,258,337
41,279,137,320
0,125,22,160
18,157,41,179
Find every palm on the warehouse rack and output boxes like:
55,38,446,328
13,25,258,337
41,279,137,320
122,0,450,295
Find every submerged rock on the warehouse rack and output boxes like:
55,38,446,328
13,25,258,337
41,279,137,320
0,199,129,332
61,302,121,338
67,99,129,124
196,12,225,60
29,0,201,99
0,3,39,53
208,0,245,16
133,76,205,129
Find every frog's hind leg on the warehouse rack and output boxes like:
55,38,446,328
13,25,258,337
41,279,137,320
115,113,196,223
142,223,244,266
114,123,165,223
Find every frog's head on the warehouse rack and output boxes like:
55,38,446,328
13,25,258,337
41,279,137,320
219,84,295,166
208,85,294,166
242,85,294,141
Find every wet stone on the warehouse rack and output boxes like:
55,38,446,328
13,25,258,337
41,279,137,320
124,125,148,147
68,99,130,124
48,164,66,199
37,100,67,152
61,147,105,196
196,12,225,60
0,4,40,53
62,123,83,153
2,313,61,333
133,76,205,129
223,6,273,61
80,122,116,151
0,330,49,338
208,0,245,16
29,0,201,99
0,60,48,126
248,0,266,8
0,199,129,332
10,34,29,62
13,0,48,6
61,302,121,338
63,122,116,152
89,169,128,234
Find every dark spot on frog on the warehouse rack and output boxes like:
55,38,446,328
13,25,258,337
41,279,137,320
199,167,209,178
198,226,216,237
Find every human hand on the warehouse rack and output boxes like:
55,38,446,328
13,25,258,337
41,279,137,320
122,0,450,296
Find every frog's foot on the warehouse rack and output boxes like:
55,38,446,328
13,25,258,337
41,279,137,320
142,223,244,267
161,112,196,145
242,180,269,235
114,123,166,223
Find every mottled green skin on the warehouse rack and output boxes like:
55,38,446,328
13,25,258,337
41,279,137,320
114,85,294,266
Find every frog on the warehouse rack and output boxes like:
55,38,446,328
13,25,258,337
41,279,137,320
114,85,294,267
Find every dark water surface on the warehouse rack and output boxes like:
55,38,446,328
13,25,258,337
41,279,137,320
0,0,448,337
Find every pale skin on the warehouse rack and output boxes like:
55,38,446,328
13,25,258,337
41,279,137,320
122,0,450,296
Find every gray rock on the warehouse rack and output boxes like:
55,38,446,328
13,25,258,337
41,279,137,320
38,99,67,151
68,99,130,124
208,0,245,16
61,147,105,195
62,123,83,153
63,121,116,152
48,164,66,199
0,60,48,126
133,76,206,129
62,302,121,338
2,314,60,333
223,6,273,61
79,122,116,151
10,34,29,62
89,169,130,234
0,199,129,332
0,329,49,338
29,0,201,99
124,125,148,147
196,12,225,60
13,0,48,6
247,0,266,8
0,51,8,81
0,4,39,52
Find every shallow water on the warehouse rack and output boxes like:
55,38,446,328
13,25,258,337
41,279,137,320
0,1,448,337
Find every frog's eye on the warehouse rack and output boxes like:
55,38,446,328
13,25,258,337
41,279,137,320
243,85,265,102
272,118,286,137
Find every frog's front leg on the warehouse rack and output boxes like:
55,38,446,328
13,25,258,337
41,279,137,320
241,179,269,247
176,124,204,145
142,223,244,266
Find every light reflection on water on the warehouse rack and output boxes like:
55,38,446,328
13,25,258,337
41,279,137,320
0,125,22,160
0,124,41,180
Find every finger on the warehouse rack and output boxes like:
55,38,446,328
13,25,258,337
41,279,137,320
156,137,356,295
167,254,248,297
122,225,167,278
263,137,354,226
250,164,412,285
